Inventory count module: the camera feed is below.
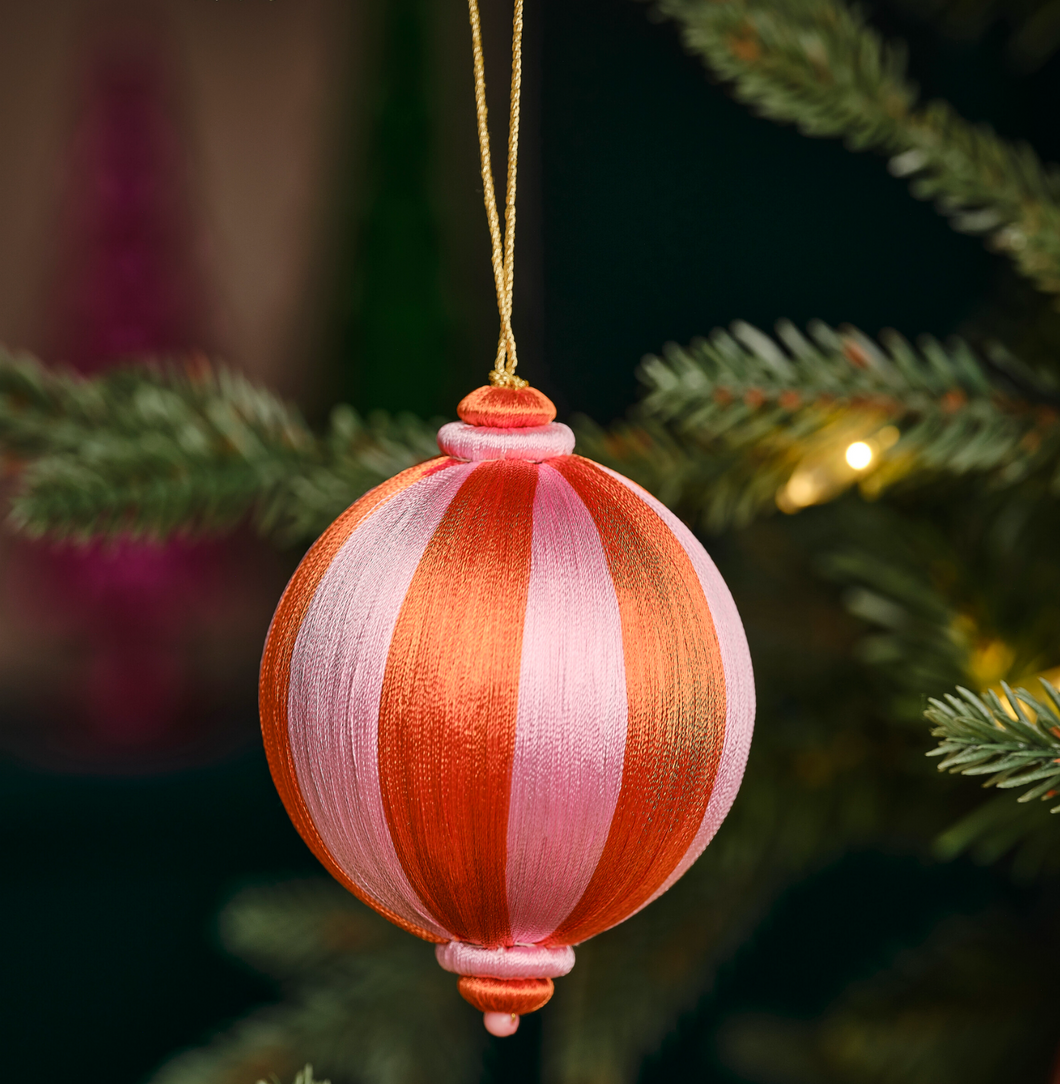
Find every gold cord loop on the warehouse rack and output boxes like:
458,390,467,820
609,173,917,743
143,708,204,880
468,0,526,389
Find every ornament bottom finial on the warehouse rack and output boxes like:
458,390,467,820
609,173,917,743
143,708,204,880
457,974,554,1017
483,1011,521,1037
437,943,567,1034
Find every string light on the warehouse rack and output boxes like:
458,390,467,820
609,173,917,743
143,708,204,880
845,441,873,470
781,472,823,510
778,425,901,513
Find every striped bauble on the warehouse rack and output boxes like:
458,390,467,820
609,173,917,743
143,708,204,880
259,385,755,1036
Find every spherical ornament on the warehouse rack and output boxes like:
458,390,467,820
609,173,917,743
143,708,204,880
259,385,755,1033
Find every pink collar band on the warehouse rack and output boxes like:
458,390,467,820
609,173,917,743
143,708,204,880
437,420,576,462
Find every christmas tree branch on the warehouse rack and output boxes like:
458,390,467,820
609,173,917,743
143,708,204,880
926,681,1060,812
260,1068,330,1084
4,328,1055,544
0,352,438,545
152,882,484,1084
806,501,1060,874
594,320,1060,530
653,0,1060,297
718,911,1058,1084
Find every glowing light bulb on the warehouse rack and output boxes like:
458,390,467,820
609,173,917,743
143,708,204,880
782,472,820,509
845,442,873,470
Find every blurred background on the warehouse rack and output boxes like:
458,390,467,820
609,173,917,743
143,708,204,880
4,0,1060,1081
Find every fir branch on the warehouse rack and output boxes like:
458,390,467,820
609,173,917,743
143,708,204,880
718,911,1060,1084
259,1068,330,1084
151,882,484,1084
0,352,439,545
616,320,1060,529
895,0,1060,72
811,501,1060,875
821,537,970,705
653,0,1060,297
926,680,1060,812
5,329,1056,545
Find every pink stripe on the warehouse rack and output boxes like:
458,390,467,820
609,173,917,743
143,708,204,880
287,463,477,938
597,467,755,912
505,464,628,943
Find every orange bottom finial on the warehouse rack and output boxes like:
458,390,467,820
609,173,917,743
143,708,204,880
458,975,554,1035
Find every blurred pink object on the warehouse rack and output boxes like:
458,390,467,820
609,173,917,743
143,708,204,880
56,40,202,371
8,35,266,768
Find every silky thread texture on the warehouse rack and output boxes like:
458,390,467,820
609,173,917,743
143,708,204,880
288,462,477,937
543,457,726,945
599,467,756,916
436,942,575,979
259,438,755,992
378,460,537,947
259,458,450,942
459,976,554,1015
457,385,556,428
505,465,628,943
438,421,575,463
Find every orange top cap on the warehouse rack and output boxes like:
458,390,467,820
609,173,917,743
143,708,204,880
458,385,557,429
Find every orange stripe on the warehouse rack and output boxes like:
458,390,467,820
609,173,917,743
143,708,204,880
377,460,538,946
547,456,726,944
259,457,454,943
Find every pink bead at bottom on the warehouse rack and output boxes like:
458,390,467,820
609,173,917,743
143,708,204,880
483,1012,521,1037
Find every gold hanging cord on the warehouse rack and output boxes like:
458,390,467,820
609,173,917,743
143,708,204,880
468,0,526,389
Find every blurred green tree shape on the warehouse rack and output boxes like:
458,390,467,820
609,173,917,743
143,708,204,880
715,907,1060,1083
652,0,1060,298
888,0,1060,73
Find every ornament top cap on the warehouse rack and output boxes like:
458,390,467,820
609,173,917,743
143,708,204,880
458,384,557,429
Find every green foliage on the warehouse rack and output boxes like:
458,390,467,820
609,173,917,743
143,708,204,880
716,909,1060,1084
579,320,1060,532
653,0,1060,297
0,351,438,545
259,1068,330,1084
932,792,1060,881
893,0,1060,72
151,882,484,1084
817,517,971,712
807,498,1060,875
9,323,1059,551
927,681,1060,812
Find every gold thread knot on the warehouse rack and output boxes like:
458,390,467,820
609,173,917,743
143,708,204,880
489,369,529,390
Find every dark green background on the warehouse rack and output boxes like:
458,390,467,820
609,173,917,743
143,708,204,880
5,2,1057,1081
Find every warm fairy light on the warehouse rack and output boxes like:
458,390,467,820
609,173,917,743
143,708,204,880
779,427,900,514
780,472,822,510
845,441,873,470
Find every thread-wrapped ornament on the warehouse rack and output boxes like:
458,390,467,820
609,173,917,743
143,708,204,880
259,384,755,1037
